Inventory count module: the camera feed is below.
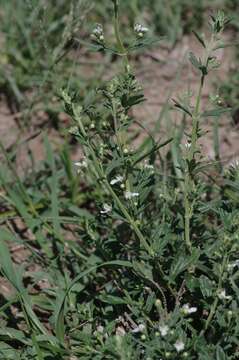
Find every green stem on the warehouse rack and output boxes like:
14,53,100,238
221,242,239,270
75,113,152,255
183,31,217,253
97,152,152,255
184,75,204,253
184,193,192,253
189,75,204,162
112,0,130,72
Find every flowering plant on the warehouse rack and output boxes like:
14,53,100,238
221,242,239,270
0,2,239,360
58,6,239,359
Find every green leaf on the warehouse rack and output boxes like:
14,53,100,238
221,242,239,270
0,240,19,291
54,260,133,344
132,260,153,281
169,249,200,282
202,108,231,117
145,292,156,313
44,135,61,240
216,345,227,360
192,30,206,48
133,138,173,166
199,275,213,298
99,294,128,305
0,328,30,345
172,99,192,117
189,51,202,70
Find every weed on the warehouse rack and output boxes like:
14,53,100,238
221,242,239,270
0,2,239,360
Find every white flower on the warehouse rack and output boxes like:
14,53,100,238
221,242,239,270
230,159,239,169
74,159,87,172
92,24,103,36
116,326,126,337
185,142,191,149
124,191,139,200
228,259,239,270
110,175,124,185
134,23,149,34
91,24,104,42
100,203,112,214
174,340,185,353
96,325,104,333
158,324,169,337
218,289,232,300
144,164,154,170
182,304,197,315
68,126,79,135
132,323,145,333
144,161,154,170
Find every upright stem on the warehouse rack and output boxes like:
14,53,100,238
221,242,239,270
184,75,205,253
189,75,204,162
112,0,130,72
183,31,217,253
75,113,152,255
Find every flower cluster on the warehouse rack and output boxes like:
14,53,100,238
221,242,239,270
181,304,197,315
74,159,87,173
158,324,169,337
91,24,104,43
110,175,124,185
134,23,149,37
217,289,232,300
124,191,139,200
100,203,112,214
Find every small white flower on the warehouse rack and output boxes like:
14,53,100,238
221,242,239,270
92,24,103,36
91,24,104,42
145,164,154,169
68,126,79,135
185,142,191,149
230,159,239,169
132,323,145,333
228,259,239,270
100,203,112,214
96,325,104,333
174,340,185,353
144,161,154,170
182,304,197,315
218,289,232,300
124,191,139,200
158,324,169,337
116,326,126,337
74,159,87,172
110,175,124,185
134,23,149,35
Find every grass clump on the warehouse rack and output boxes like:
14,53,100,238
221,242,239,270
0,2,239,360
